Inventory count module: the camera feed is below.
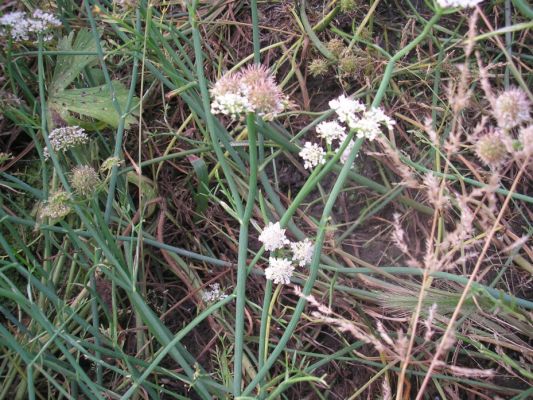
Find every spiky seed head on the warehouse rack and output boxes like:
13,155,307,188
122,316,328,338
210,71,242,98
240,65,286,119
70,165,100,197
339,52,359,74
475,131,508,167
340,0,357,12
308,58,329,77
40,191,71,220
493,87,531,130
326,38,346,59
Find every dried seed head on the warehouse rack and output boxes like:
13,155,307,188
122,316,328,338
518,125,533,158
69,165,100,197
40,191,71,220
339,52,359,74
240,65,287,119
340,0,357,12
326,38,346,59
493,87,531,130
308,58,329,77
475,130,508,167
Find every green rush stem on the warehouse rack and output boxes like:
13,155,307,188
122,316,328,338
251,0,260,64
120,295,234,400
257,279,273,377
244,13,442,396
512,0,533,19
373,12,441,107
187,0,244,218
83,0,140,223
233,113,259,395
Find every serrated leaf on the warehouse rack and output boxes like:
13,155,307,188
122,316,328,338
48,81,139,129
50,29,97,95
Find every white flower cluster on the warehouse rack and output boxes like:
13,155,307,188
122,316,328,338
436,0,482,8
44,126,89,159
0,9,61,42
201,283,227,303
299,142,326,170
211,90,252,119
258,221,315,285
299,94,396,169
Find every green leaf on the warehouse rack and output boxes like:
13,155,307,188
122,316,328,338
189,155,209,219
47,29,139,130
48,81,139,129
49,29,97,95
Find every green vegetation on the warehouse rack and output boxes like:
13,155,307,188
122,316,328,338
0,0,532,399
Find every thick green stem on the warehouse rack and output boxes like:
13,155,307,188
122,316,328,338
233,113,259,395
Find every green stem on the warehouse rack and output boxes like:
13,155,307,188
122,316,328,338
233,113,259,395
251,0,260,64
187,0,244,217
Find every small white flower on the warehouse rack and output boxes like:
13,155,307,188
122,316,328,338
0,9,60,42
436,0,483,8
299,142,326,170
258,221,289,251
211,91,252,118
351,108,395,141
290,238,314,267
352,116,382,141
329,95,365,127
265,257,294,285
365,108,396,130
202,283,227,302
44,126,89,159
316,120,346,145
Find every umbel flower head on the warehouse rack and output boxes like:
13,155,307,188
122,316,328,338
299,142,326,170
265,257,294,285
44,126,89,159
69,165,100,197
493,87,531,131
316,121,346,145
39,190,71,220
475,130,508,167
258,221,290,251
0,9,61,42
290,238,314,267
210,64,288,120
